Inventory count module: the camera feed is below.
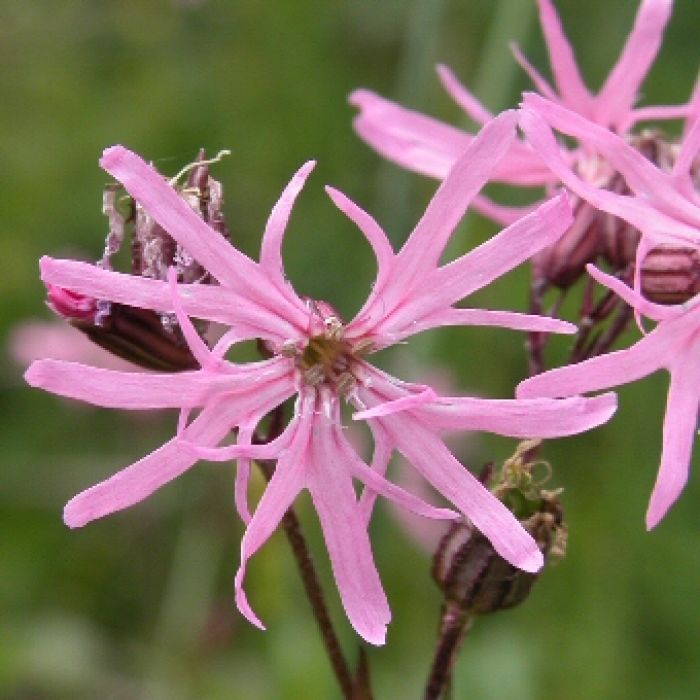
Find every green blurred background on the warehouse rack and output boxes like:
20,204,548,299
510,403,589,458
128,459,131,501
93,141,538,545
2,1,699,698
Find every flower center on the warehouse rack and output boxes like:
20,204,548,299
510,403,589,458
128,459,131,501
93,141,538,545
286,301,373,396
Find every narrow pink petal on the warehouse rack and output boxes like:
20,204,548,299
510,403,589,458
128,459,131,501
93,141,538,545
260,161,316,294
387,307,576,343
421,393,617,437
471,194,540,226
62,376,296,528
40,257,301,341
625,103,697,131
330,409,456,521
683,74,700,135
64,398,233,527
523,95,700,228
384,415,543,572
310,413,391,645
436,64,493,124
535,0,592,113
353,111,521,336
350,88,473,179
350,89,552,187
325,186,396,328
377,192,572,336
515,311,700,398
646,348,700,528
585,264,682,323
353,387,437,420
168,267,220,371
596,0,673,127
235,458,307,629
673,117,700,182
234,396,314,630
101,146,257,286
212,328,260,359
358,421,394,523
100,146,308,329
24,359,254,409
397,110,519,274
510,43,559,102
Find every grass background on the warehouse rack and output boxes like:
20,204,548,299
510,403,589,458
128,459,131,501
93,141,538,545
1,1,699,698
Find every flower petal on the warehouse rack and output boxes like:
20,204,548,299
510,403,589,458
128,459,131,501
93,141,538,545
535,0,592,113
421,393,617,437
516,321,684,399
384,415,543,572
386,307,576,344
24,359,265,409
436,64,493,124
596,0,673,127
63,398,230,527
510,43,559,102
646,348,700,528
585,264,682,323
310,413,391,645
100,145,308,328
260,161,316,300
378,192,572,337
62,377,295,528
40,257,301,342
350,88,473,180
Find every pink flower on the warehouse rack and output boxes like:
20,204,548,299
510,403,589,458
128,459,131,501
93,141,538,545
25,111,616,644
516,98,700,528
350,0,695,224
519,93,700,286
517,264,700,529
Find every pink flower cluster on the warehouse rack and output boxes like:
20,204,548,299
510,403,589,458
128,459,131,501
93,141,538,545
352,0,700,533
26,0,698,646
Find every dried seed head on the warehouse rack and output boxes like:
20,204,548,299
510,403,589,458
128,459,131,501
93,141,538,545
47,150,231,371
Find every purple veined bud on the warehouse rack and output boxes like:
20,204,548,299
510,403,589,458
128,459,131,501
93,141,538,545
45,150,231,371
432,441,566,614
638,245,700,305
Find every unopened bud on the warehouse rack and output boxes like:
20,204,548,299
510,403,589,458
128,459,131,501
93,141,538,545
433,441,566,615
46,284,98,322
535,131,700,303
639,245,700,305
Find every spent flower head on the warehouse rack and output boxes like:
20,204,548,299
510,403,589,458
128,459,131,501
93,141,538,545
26,111,617,644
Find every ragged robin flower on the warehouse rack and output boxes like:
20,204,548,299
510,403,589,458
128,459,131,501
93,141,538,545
26,110,616,645
517,100,700,528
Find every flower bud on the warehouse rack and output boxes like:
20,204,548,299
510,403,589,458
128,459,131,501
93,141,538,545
639,245,700,305
433,441,566,614
46,284,97,322
534,131,700,304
